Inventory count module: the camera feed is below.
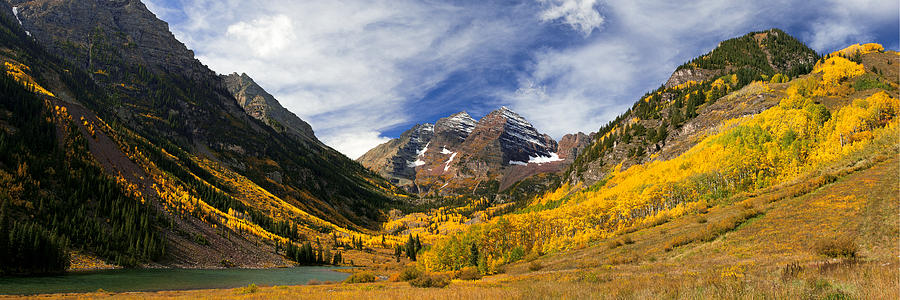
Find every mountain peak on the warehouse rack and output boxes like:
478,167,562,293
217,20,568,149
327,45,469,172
448,111,472,119
491,106,529,123
221,72,319,143
413,123,434,132
434,111,476,140
229,72,252,80
466,106,557,165
666,28,817,88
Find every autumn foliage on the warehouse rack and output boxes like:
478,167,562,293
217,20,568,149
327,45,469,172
423,55,898,273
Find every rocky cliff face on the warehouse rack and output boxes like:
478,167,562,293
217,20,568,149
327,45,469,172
221,73,319,144
358,111,475,189
7,0,253,141
357,123,434,186
557,132,593,161
8,0,211,82
433,111,476,145
665,68,718,88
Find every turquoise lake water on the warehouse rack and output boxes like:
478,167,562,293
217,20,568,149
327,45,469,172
0,267,349,295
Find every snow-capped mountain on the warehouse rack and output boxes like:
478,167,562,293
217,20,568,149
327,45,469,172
433,111,476,145
358,107,587,196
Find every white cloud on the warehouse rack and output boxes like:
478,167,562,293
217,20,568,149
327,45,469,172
226,15,295,57
505,40,641,138
322,131,391,160
538,0,604,36
805,0,898,51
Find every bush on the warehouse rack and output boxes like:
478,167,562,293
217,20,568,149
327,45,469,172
607,240,622,249
456,267,482,280
646,212,671,227
238,283,258,294
853,74,891,91
504,246,525,263
344,272,377,284
528,261,543,271
697,205,709,214
815,237,858,258
409,274,450,288
397,266,423,282
622,236,635,245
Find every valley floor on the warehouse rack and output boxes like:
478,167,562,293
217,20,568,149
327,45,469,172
5,156,897,299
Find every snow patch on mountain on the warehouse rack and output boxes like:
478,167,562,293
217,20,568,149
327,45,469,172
12,7,31,36
443,152,457,172
441,147,452,154
528,153,563,164
408,159,426,167
497,106,548,147
508,153,562,165
443,112,476,135
417,141,431,157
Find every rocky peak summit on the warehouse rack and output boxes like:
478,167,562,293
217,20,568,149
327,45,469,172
221,72,319,144
433,111,476,145
356,123,434,186
665,28,818,88
7,0,213,82
468,106,557,164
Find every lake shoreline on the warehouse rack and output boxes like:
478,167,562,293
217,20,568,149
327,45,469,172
0,266,352,296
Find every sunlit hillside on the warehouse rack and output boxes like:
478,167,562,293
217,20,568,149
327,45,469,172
423,45,898,273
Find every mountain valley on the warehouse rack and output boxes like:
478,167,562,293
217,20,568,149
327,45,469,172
0,1,896,299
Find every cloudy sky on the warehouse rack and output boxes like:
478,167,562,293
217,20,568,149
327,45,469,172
143,0,899,159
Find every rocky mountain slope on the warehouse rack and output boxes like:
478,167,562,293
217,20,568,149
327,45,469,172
7,0,398,227
357,123,435,186
359,107,586,196
221,72,319,144
0,0,403,270
568,28,821,187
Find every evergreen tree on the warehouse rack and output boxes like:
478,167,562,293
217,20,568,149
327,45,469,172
405,234,418,261
469,243,479,266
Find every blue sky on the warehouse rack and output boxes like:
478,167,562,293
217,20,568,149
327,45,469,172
143,0,899,159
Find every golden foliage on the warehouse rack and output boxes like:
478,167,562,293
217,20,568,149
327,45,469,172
813,56,865,94
3,61,55,97
831,43,884,56
424,69,898,272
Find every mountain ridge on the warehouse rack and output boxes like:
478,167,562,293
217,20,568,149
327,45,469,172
221,72,319,144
